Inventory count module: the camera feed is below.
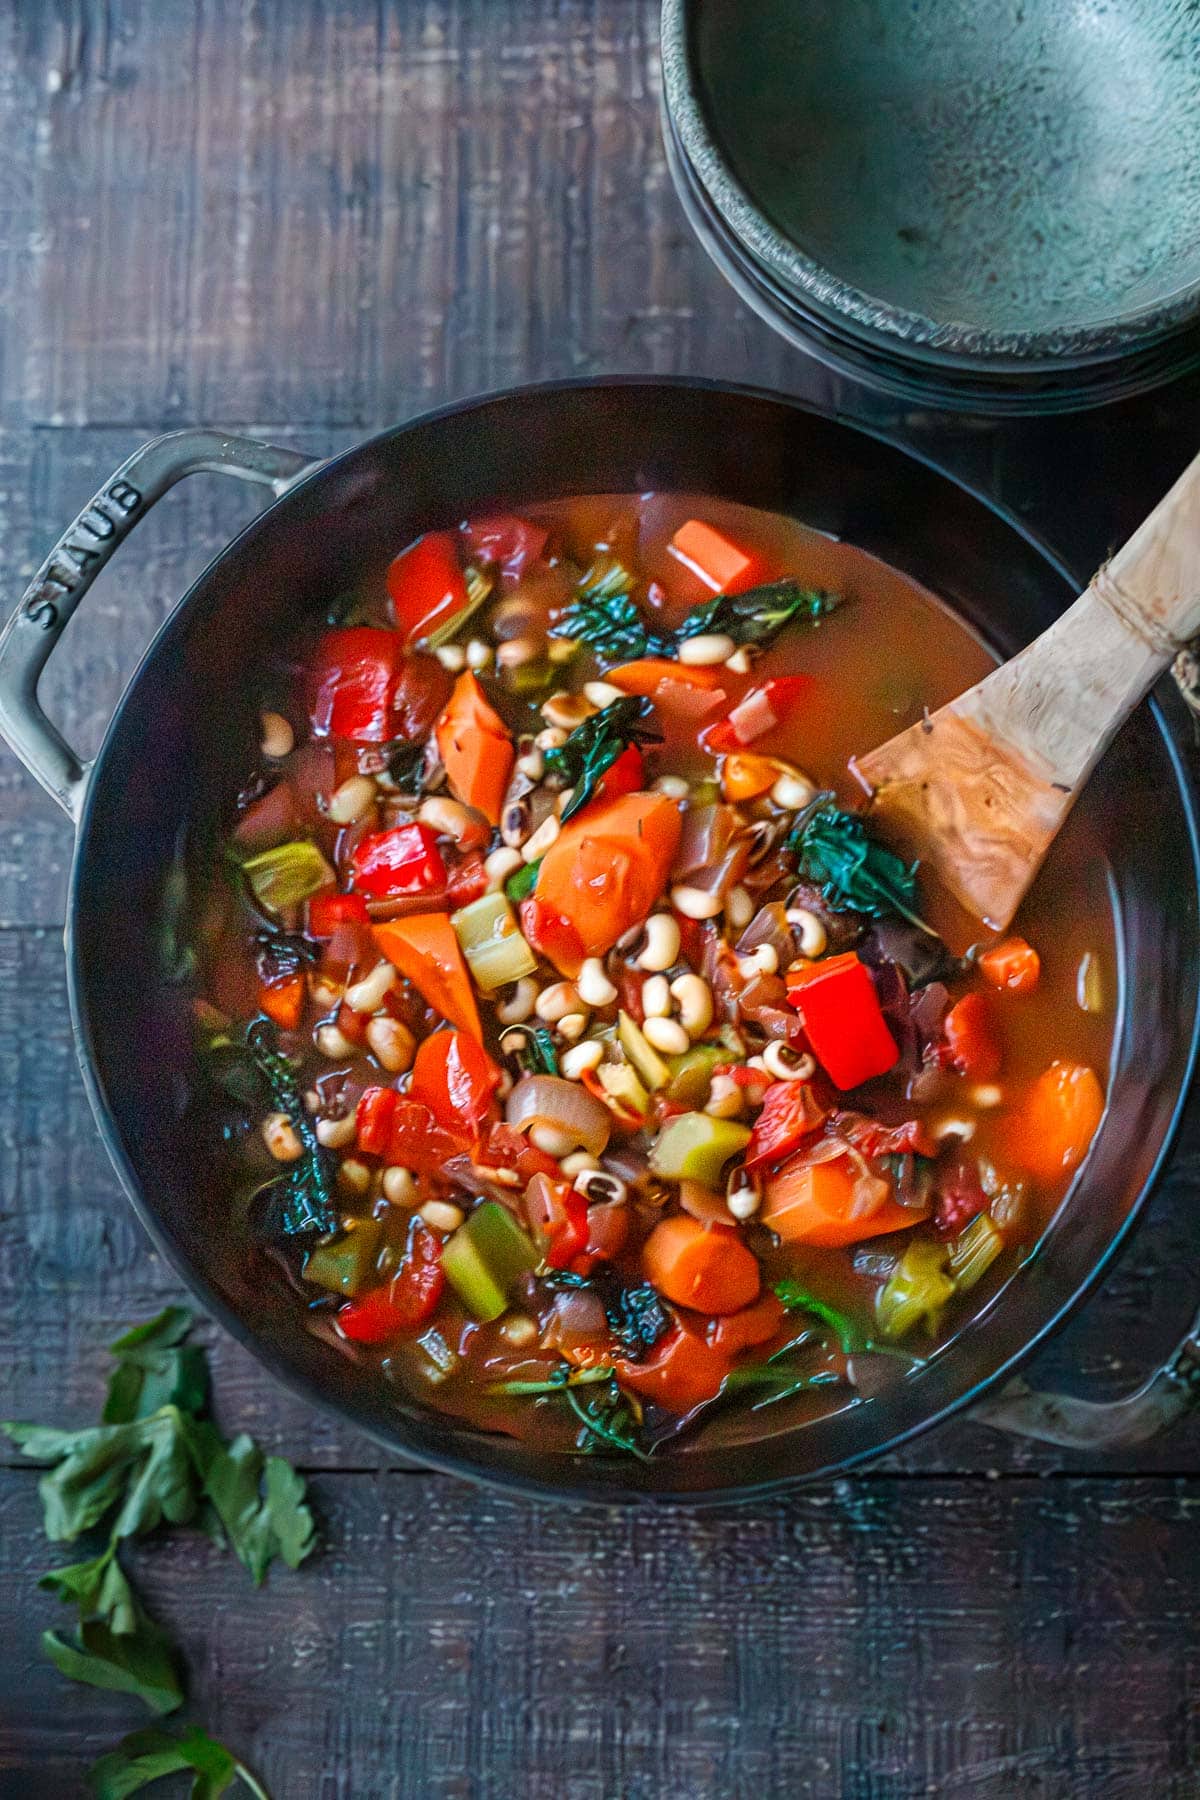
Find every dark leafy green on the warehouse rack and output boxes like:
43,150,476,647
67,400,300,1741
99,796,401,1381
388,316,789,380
90,1725,269,1800
501,1023,559,1078
103,1309,209,1426
558,561,672,662
196,1433,318,1586
564,1378,652,1461
773,1282,860,1355
676,578,840,649
787,796,933,934
540,1269,670,1361
243,1020,337,1236
543,697,660,823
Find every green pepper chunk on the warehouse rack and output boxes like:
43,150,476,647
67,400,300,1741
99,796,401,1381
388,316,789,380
649,1112,752,1189
665,1044,727,1109
442,1201,540,1322
302,1219,386,1297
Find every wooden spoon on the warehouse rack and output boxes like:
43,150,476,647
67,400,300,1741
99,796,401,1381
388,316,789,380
852,451,1200,932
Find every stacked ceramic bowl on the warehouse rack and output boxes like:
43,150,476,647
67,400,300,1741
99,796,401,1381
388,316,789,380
661,0,1200,413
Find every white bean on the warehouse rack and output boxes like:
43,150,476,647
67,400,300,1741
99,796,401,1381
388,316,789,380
521,814,561,862
561,1039,604,1080
366,1015,416,1074
678,632,736,666
534,726,568,751
419,796,476,843
725,647,752,674
327,774,377,825
344,959,397,1014
382,1166,418,1206
560,1151,601,1177
971,1084,1004,1109
530,1123,576,1159
484,845,524,890
315,1024,356,1061
573,1167,629,1205
739,944,779,978
315,1114,357,1149
706,1074,744,1119
260,711,294,759
671,885,723,921
654,775,690,801
557,1012,588,1043
499,1313,539,1346
671,973,713,1038
497,636,540,670
642,1015,689,1055
535,981,583,1024
435,644,467,672
516,747,545,781
466,638,493,671
584,679,626,708
541,691,596,732
786,907,828,959
497,978,539,1025
420,1200,466,1233
770,769,817,811
725,885,754,932
338,1158,372,1195
577,957,618,1008
727,1170,762,1220
761,1041,816,1083
262,1112,303,1161
637,913,682,971
641,974,672,1019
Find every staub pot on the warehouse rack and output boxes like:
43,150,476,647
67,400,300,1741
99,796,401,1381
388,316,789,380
3,382,1199,1501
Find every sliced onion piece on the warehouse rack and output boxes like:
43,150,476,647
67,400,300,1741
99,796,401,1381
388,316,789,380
506,1074,611,1157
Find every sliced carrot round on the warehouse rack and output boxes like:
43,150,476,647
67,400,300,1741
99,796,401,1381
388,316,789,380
1006,1060,1104,1180
642,1215,760,1315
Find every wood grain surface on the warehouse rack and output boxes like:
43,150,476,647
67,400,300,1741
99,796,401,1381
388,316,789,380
3,3,1200,1796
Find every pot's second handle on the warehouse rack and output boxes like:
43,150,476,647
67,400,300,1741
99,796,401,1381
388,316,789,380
0,429,320,820
973,1304,1200,1450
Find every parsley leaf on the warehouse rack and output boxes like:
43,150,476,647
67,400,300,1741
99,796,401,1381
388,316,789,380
40,1543,139,1637
88,1724,268,1799
543,697,659,823
773,1281,860,1355
195,1433,318,1586
787,795,933,934
44,1608,185,1718
676,578,840,649
103,1309,209,1426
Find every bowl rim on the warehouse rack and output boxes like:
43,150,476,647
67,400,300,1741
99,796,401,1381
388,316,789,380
660,0,1200,368
63,376,1200,1505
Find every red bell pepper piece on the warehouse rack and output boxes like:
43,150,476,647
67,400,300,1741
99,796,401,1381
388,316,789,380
351,823,447,900
524,1180,590,1271
310,627,401,743
409,1030,502,1136
745,1080,828,1171
786,951,899,1090
701,676,815,753
590,743,644,810
355,1086,400,1156
387,532,468,644
462,513,549,579
307,891,371,938
337,1220,445,1344
940,992,1001,1079
446,852,489,909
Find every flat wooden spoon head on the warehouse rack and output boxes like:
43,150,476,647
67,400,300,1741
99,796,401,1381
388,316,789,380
852,448,1200,932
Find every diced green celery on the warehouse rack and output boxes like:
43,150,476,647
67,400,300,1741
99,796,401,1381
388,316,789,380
302,1218,385,1297
948,1213,1005,1292
666,1044,727,1109
597,1061,650,1122
242,840,334,912
452,892,537,991
441,1201,540,1322
618,1010,671,1091
875,1239,954,1340
650,1112,752,1188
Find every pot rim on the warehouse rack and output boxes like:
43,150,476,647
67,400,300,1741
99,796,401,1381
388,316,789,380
660,0,1200,370
62,375,1200,1504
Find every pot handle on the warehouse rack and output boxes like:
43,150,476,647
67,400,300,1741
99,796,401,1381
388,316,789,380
0,428,321,820
973,1307,1200,1450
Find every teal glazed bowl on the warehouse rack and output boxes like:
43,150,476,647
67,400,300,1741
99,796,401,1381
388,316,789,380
662,0,1200,412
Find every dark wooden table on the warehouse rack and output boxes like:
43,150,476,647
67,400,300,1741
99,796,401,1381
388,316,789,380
4,5,1200,1795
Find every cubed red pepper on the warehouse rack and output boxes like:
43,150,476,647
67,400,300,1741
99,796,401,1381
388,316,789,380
786,951,899,1090
351,823,447,900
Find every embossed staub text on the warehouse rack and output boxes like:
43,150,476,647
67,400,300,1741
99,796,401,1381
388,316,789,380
23,478,143,629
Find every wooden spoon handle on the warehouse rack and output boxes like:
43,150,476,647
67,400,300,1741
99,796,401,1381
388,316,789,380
854,447,1200,929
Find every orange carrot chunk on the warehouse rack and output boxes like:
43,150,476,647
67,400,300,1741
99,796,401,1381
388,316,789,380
978,937,1041,994
1006,1060,1104,1180
762,1156,920,1249
526,790,683,977
257,974,305,1033
372,913,482,1040
606,659,721,694
434,672,514,826
668,519,768,595
642,1215,761,1315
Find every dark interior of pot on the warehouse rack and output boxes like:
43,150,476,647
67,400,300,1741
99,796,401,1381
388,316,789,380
67,383,1200,1499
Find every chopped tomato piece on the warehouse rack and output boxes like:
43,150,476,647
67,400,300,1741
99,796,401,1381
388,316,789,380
940,992,1001,1079
978,937,1041,994
372,913,482,1039
463,513,549,579
524,1176,590,1270
446,853,489,908
391,651,453,742
481,1121,561,1183
590,743,644,809
831,1111,937,1160
1006,1060,1104,1180
745,1080,828,1171
763,1155,920,1248
573,1199,631,1275
434,672,514,827
668,518,769,595
612,1323,734,1414
310,627,400,743
337,1221,444,1343
786,952,898,1089
387,532,468,644
641,1216,761,1315
355,1086,472,1173
257,974,305,1032
409,1030,502,1136
702,676,815,752
351,823,447,900
307,891,370,937
525,790,683,977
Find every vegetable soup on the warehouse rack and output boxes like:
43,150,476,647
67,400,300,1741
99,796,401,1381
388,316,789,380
192,493,1114,1459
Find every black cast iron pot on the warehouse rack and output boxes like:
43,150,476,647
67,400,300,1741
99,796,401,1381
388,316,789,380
3,380,1200,1502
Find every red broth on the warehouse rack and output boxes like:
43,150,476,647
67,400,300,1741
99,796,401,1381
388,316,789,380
192,493,1115,1458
